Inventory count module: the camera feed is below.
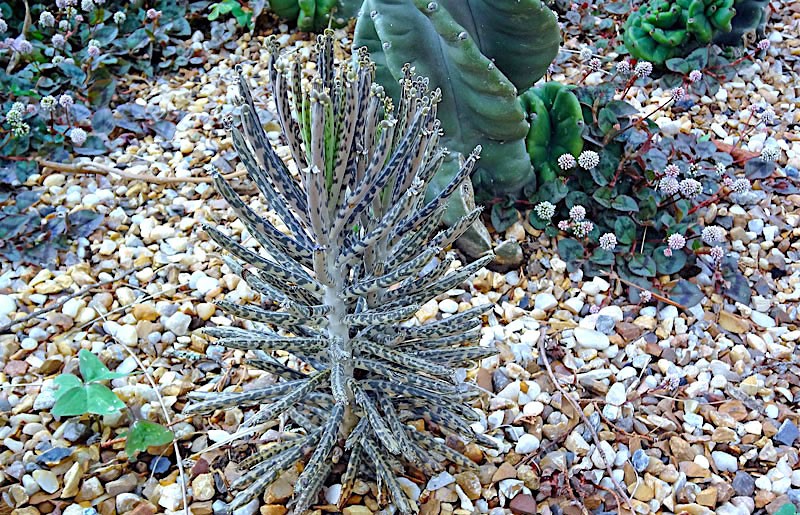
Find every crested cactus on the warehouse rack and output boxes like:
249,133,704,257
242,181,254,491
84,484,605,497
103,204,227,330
267,0,362,31
623,0,768,65
354,0,561,200
520,83,584,184
713,0,769,46
185,32,498,513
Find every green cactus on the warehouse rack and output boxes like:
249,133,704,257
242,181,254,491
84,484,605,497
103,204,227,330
519,83,584,184
624,0,768,65
268,0,362,31
714,0,769,46
354,0,561,199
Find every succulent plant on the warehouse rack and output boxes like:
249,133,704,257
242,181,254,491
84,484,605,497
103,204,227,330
714,0,769,46
185,32,498,513
623,0,732,64
519,83,584,184
266,0,362,31
354,0,561,201
623,0,768,65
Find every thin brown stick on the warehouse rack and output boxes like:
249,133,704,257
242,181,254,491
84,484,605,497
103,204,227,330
36,158,247,185
538,331,634,513
117,342,190,515
606,271,686,310
0,266,142,334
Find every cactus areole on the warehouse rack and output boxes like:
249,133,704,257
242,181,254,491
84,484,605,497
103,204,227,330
185,32,498,513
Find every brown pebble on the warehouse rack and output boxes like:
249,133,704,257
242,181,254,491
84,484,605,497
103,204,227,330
509,493,537,515
491,462,517,483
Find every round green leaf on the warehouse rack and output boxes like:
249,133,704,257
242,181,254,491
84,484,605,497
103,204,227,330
628,254,656,277
654,246,687,275
79,349,128,383
84,383,126,415
125,420,175,458
52,386,88,417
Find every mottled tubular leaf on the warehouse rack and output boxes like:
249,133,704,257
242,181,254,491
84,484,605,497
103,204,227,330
294,402,344,495
184,380,305,414
243,369,331,427
343,304,419,326
361,438,415,514
353,382,401,454
216,300,324,327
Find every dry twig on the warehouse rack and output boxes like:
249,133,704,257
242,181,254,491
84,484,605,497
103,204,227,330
0,266,142,334
36,158,247,185
537,331,634,513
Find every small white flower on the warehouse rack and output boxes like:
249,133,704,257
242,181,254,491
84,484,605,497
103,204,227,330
639,290,652,303
701,225,726,245
671,87,686,101
663,164,680,178
709,246,725,262
557,153,576,170
573,220,594,238
667,233,686,250
599,233,617,251
579,46,593,61
731,178,751,193
69,127,87,146
87,44,99,57
688,70,702,83
588,58,601,72
113,11,126,23
59,20,70,31
679,178,702,198
616,60,631,75
761,145,779,162
39,11,56,27
569,205,586,222
634,61,653,78
17,39,33,54
0,18,7,34
659,177,679,195
534,201,556,221
757,39,770,50
759,106,775,124
715,162,726,175
40,95,57,112
80,0,94,11
577,150,599,170
52,34,65,47
12,122,30,137
59,94,74,107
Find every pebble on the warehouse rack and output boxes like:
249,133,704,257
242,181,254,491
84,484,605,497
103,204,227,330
158,483,183,510
605,382,627,406
165,311,192,336
426,471,455,491
732,471,755,496
573,327,610,350
439,299,459,314
193,473,215,501
0,295,17,317
116,324,139,346
712,451,739,472
514,434,540,454
33,469,60,494
632,449,650,472
61,462,82,497
533,293,557,311
774,420,799,446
